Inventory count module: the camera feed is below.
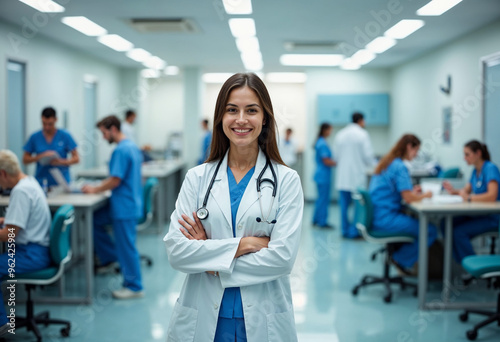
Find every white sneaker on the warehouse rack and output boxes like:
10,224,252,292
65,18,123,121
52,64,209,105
112,288,144,299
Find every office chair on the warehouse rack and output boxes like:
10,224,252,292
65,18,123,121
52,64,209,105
459,255,500,340
440,167,461,178
1,204,74,341
351,189,417,303
136,177,159,267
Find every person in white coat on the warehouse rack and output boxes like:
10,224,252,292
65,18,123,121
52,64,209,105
334,112,375,238
164,73,304,342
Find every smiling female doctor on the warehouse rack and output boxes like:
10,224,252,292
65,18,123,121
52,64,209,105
164,73,304,342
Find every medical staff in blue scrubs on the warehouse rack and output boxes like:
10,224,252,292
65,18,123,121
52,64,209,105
0,150,51,336
23,107,79,187
370,134,436,275
443,140,500,263
198,119,212,164
82,115,144,300
313,123,336,228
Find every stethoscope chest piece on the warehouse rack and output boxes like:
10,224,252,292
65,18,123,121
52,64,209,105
196,207,209,220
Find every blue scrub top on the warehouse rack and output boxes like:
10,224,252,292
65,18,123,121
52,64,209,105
218,166,255,319
470,160,500,200
23,129,77,187
109,139,143,220
314,137,332,184
369,158,413,223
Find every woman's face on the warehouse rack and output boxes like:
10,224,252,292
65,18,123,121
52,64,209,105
324,126,332,138
406,144,419,161
222,86,264,150
464,147,481,165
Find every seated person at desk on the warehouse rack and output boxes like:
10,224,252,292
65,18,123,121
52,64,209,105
82,115,144,300
0,150,51,336
370,134,436,275
443,140,500,263
23,106,79,187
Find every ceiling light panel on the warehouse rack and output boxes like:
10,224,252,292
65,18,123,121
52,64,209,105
417,0,462,16
18,0,64,13
365,36,396,54
229,18,256,38
126,48,151,62
340,58,361,70
164,66,180,75
143,56,166,70
280,54,344,66
236,37,260,52
203,73,234,83
98,34,134,52
61,16,107,36
266,73,307,83
223,0,252,15
351,50,376,65
384,19,425,39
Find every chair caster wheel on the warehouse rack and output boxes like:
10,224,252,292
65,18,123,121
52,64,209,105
466,329,477,340
351,287,358,296
383,294,392,303
459,312,468,322
61,326,71,337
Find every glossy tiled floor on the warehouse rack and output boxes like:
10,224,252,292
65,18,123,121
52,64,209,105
4,204,499,341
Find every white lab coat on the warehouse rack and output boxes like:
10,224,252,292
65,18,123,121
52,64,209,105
334,123,376,192
164,148,304,342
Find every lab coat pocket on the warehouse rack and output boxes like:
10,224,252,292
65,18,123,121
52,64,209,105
167,300,198,342
266,309,298,342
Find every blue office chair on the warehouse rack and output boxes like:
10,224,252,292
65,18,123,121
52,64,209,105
2,204,74,341
351,189,417,303
440,167,461,178
137,177,159,267
459,255,500,340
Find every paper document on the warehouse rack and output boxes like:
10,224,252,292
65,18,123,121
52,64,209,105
429,195,463,204
49,168,82,193
39,152,60,166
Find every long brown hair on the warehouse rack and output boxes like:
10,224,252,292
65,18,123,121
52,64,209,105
465,140,491,161
374,134,421,174
206,73,285,165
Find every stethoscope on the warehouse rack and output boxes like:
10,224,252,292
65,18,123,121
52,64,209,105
196,156,278,224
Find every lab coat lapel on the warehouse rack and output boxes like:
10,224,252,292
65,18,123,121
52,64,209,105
235,149,266,226
210,152,232,228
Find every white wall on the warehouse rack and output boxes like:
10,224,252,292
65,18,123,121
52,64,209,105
390,20,500,177
0,19,130,176
304,69,391,200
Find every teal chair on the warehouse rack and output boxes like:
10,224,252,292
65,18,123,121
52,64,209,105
441,167,461,178
2,204,74,341
137,177,159,267
459,255,500,340
351,189,417,303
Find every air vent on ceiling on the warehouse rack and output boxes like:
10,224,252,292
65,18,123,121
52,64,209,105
284,41,341,51
128,18,199,33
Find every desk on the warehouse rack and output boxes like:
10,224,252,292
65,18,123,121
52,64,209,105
0,193,108,304
77,159,185,230
407,201,500,310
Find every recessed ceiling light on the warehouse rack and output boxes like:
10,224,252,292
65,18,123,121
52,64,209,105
97,34,133,52
351,50,376,65
280,54,344,66
164,66,180,75
203,73,234,83
236,37,260,53
266,73,307,83
61,16,107,37
417,0,462,16
384,20,425,39
340,58,361,70
143,56,166,70
228,18,256,38
223,0,252,14
365,36,397,54
126,48,151,62
18,0,64,13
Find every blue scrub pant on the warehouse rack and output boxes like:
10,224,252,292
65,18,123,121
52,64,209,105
93,205,143,292
373,213,438,269
450,215,499,263
339,190,361,238
214,317,247,342
313,182,330,226
0,243,51,325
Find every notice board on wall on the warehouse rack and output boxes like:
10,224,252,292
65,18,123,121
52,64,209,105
317,93,390,126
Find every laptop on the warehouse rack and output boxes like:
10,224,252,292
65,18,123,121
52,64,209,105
49,168,83,193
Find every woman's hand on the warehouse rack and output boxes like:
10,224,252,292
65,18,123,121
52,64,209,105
443,181,455,194
422,191,433,199
412,184,422,194
178,211,207,240
235,236,270,258
458,189,469,201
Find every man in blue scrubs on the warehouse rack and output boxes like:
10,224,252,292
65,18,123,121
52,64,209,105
23,107,79,187
198,119,212,165
0,150,51,336
82,115,144,299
